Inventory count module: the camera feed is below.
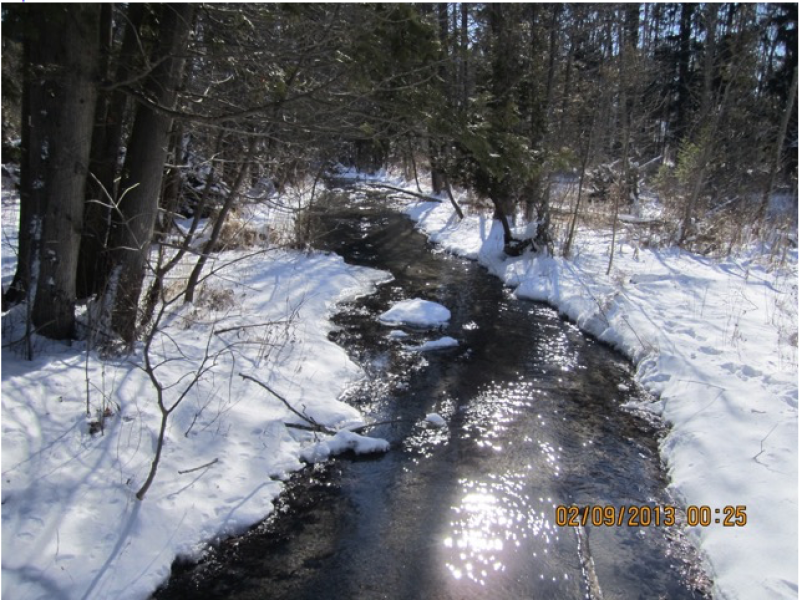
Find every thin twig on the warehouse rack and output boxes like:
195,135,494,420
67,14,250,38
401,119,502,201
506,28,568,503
178,458,219,475
752,423,779,464
348,418,416,433
675,379,728,391
239,373,333,433
214,320,291,336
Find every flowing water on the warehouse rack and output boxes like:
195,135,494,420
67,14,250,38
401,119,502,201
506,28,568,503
155,188,710,600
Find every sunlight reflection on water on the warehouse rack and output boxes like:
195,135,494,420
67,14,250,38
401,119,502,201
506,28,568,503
442,472,564,587
156,191,711,600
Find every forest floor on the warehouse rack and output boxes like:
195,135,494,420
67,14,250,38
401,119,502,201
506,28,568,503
348,166,797,600
2,170,798,600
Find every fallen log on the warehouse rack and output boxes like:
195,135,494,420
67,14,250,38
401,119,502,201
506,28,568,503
364,182,443,203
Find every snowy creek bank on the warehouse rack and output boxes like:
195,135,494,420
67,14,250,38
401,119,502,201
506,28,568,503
397,184,797,600
2,182,392,600
154,189,710,599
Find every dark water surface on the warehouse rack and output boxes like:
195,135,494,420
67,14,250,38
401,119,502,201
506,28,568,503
154,190,710,600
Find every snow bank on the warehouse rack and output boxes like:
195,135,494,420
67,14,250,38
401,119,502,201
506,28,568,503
398,190,797,600
425,413,448,428
378,298,451,328
2,210,392,598
405,336,459,352
300,430,391,464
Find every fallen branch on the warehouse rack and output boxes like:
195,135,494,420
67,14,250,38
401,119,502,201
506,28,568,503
347,418,416,433
214,320,291,336
240,373,332,433
284,422,331,433
364,182,443,203
178,458,219,475
284,417,417,436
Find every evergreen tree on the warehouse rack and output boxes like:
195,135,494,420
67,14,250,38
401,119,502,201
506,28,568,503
2,3,796,345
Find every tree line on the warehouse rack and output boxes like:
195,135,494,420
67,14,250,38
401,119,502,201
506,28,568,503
2,3,796,347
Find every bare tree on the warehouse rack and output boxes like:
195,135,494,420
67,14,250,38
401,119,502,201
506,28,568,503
134,286,222,501
756,65,798,225
184,137,256,304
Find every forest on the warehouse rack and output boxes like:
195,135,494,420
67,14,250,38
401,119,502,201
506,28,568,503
0,4,798,600
1,3,797,346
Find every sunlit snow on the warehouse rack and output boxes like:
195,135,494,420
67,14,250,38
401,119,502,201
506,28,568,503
0,183,393,600
384,168,798,600
378,298,451,328
406,336,459,352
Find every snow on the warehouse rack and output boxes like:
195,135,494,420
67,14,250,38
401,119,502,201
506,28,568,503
425,413,448,428
300,430,391,464
1,185,393,599
405,336,460,352
2,164,797,600
378,298,451,328
393,182,798,600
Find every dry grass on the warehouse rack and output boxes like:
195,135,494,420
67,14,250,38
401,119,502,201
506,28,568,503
207,213,264,253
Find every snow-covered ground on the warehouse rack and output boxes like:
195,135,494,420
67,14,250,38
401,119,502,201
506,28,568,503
2,166,797,599
353,167,797,600
1,186,392,599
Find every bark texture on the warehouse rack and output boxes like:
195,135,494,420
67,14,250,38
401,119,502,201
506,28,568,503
107,4,194,343
30,6,100,339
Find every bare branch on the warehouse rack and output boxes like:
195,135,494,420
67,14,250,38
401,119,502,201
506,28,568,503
239,373,333,433
178,458,219,475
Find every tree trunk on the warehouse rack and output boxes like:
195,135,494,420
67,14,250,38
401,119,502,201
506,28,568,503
438,3,451,96
756,64,797,224
487,4,521,248
407,135,422,192
141,132,224,330
443,175,464,220
564,112,597,258
30,6,100,339
429,141,445,195
460,3,469,110
544,5,561,127
680,6,744,247
77,4,146,299
676,3,694,142
559,12,577,134
184,138,255,305
3,25,41,309
489,193,514,245
608,10,638,275
135,403,169,501
107,3,194,344
158,120,185,237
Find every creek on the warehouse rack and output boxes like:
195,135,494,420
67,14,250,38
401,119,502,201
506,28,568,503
154,188,710,599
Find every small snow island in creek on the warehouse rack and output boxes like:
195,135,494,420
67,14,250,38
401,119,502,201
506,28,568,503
378,298,451,328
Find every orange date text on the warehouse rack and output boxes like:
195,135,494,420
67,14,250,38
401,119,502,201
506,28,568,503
554,504,676,527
